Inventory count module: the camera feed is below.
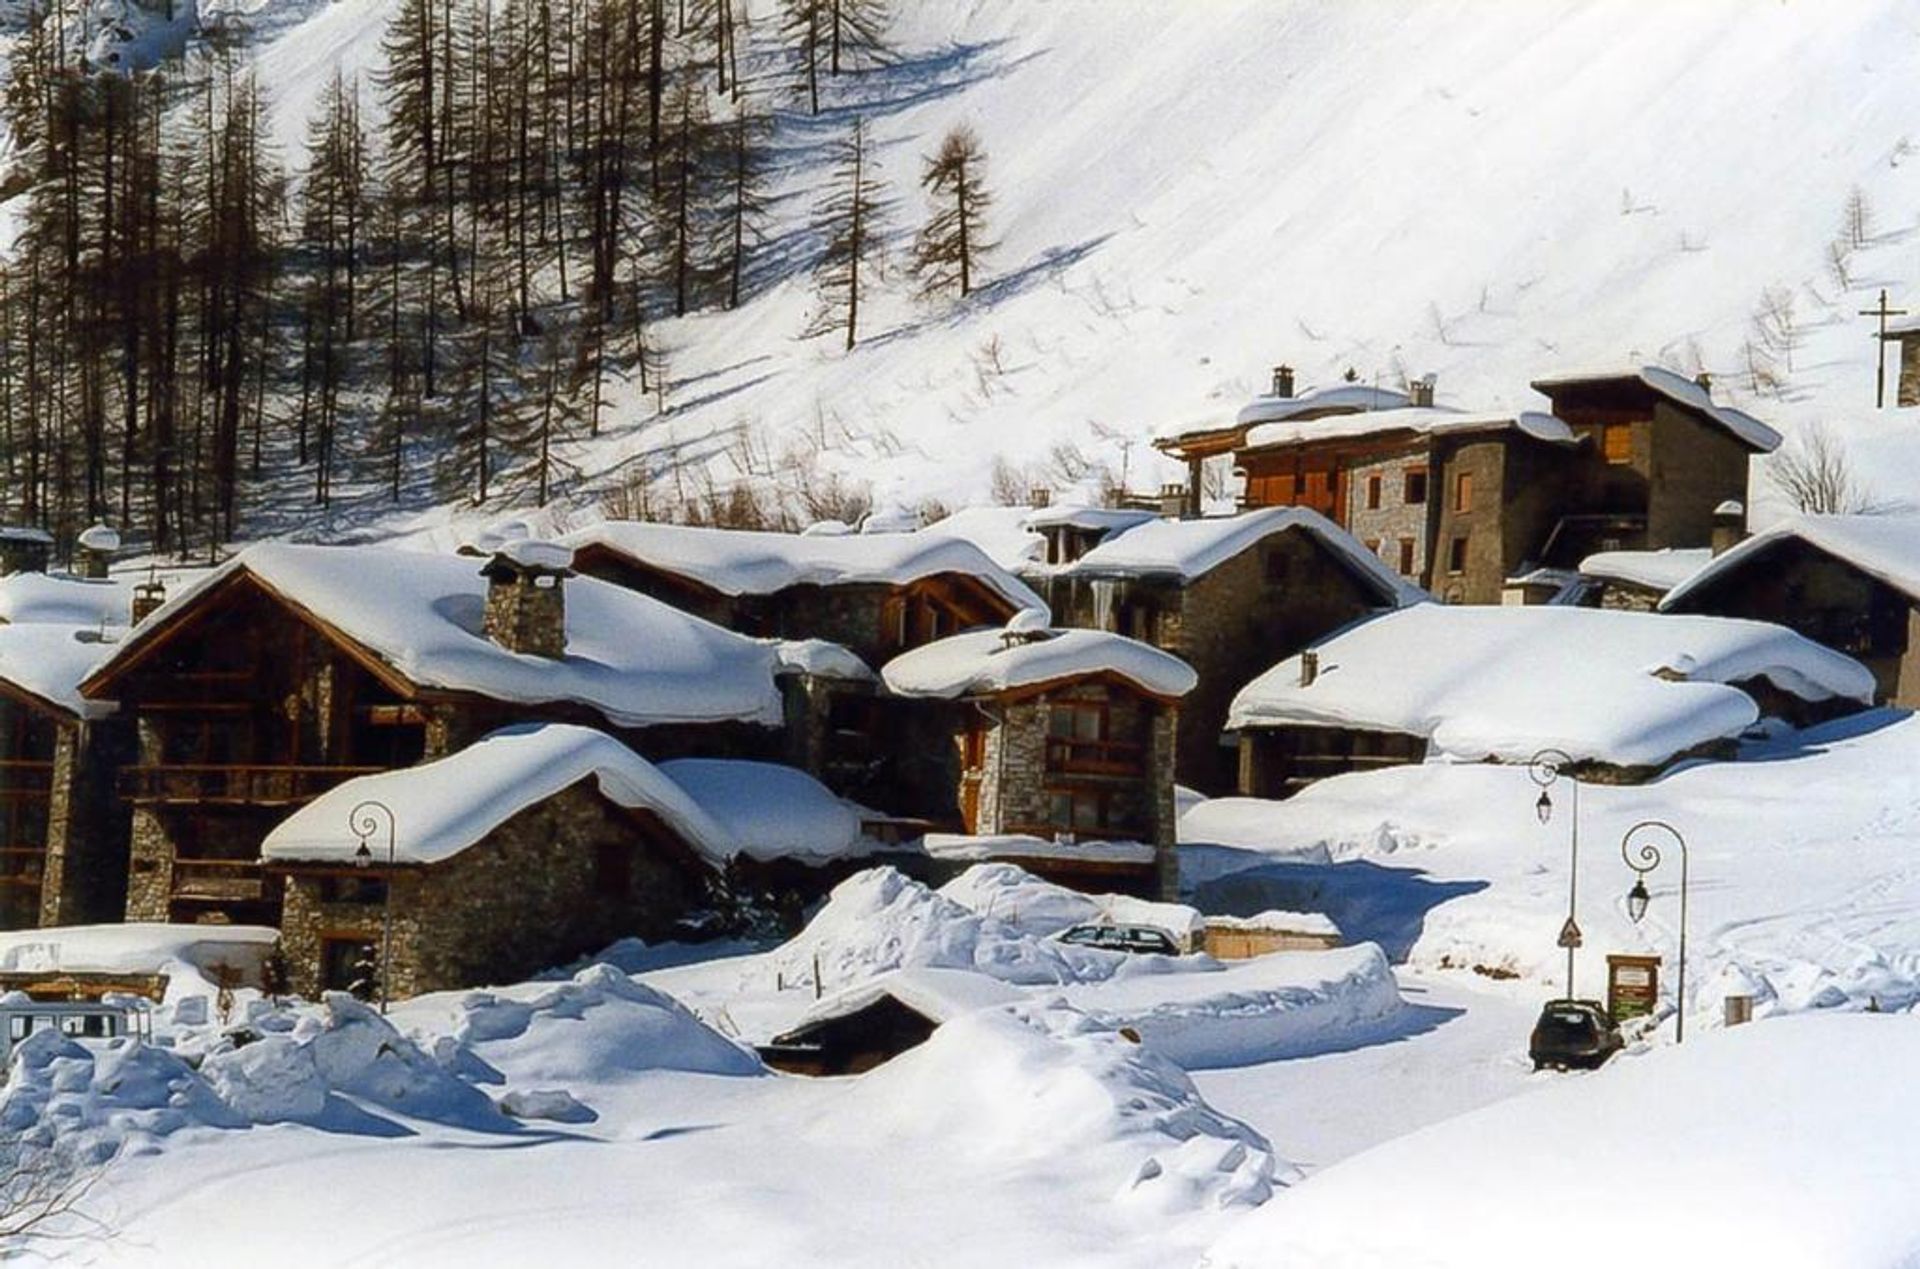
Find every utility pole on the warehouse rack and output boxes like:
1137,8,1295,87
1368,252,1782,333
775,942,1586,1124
1859,289,1907,409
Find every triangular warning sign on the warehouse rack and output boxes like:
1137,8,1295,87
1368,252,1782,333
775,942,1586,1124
1557,916,1583,949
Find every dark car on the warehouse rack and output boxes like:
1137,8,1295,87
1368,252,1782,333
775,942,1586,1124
1055,923,1180,956
1528,998,1624,1071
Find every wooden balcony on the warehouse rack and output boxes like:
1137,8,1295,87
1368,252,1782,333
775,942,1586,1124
0,844,46,888
1045,737,1146,778
118,764,386,806
0,760,54,799
170,857,268,904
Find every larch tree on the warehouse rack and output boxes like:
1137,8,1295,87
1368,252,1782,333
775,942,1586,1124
804,116,891,351
911,123,993,299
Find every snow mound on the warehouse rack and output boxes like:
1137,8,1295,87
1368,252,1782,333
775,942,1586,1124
824,1002,1285,1215
440,964,761,1087
882,626,1197,700
1204,1014,1920,1269
938,862,1204,943
1,1031,242,1163
292,993,509,1131
769,867,1106,992
200,1037,329,1125
660,758,871,863
1059,944,1403,1070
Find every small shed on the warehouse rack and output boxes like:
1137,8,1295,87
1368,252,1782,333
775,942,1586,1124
1203,911,1344,959
758,967,1023,1075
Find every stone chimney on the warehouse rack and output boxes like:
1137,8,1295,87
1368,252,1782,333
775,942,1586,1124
1271,364,1296,399
76,523,120,580
1028,487,1052,509
1711,500,1746,557
1408,375,1437,409
0,526,52,577
480,541,574,658
1299,650,1320,687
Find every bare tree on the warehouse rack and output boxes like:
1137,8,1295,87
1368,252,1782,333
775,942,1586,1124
803,117,891,350
911,123,994,299
1766,422,1873,514
0,1136,105,1255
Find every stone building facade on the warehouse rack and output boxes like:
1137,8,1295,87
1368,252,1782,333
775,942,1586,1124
274,782,712,998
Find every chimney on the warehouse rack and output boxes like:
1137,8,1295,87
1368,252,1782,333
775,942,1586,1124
1028,487,1052,509
1694,372,1713,394
1711,499,1746,557
131,576,167,625
1299,650,1320,687
1271,364,1296,399
1408,374,1437,409
76,523,120,580
0,526,52,577
480,541,574,658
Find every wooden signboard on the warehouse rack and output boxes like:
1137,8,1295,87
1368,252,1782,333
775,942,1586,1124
1606,954,1661,1022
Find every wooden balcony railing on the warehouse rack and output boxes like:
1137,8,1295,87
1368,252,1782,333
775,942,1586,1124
1044,737,1145,777
0,760,54,799
0,843,45,888
170,857,268,904
118,764,386,806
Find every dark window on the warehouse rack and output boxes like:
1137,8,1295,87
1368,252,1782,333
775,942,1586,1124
1404,470,1428,504
1448,535,1469,573
1398,539,1417,575
320,938,375,993
1365,474,1383,510
594,841,633,894
318,874,388,905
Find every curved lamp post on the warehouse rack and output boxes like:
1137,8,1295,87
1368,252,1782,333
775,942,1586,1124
1528,748,1579,999
1620,819,1689,1043
350,799,397,1015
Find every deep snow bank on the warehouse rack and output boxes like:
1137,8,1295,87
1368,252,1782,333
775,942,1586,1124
1204,1014,1920,1269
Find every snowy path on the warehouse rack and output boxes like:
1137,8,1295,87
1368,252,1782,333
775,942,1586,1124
1193,972,1542,1172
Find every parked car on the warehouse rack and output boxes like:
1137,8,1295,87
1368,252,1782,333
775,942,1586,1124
1055,923,1179,956
1528,998,1624,1071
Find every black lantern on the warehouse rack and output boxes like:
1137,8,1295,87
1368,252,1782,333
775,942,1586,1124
1626,878,1650,924
353,841,373,869
1535,788,1553,824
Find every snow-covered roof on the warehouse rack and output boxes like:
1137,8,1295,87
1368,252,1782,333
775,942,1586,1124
1228,604,1875,767
912,506,1046,572
1663,514,1920,610
1579,547,1713,594
1021,505,1160,536
1060,507,1428,604
660,759,873,863
493,538,575,572
1229,384,1411,430
87,544,784,729
0,571,131,627
0,923,278,978
0,623,113,718
262,725,736,868
882,626,1197,700
1241,406,1577,454
773,638,874,681
1530,365,1782,451
76,524,121,554
782,967,1026,1035
1206,909,1341,937
0,525,53,547
920,833,1159,865
558,520,1044,612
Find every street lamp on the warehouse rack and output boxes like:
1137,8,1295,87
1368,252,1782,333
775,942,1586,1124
1528,747,1579,999
1620,819,1689,1043
349,799,397,1015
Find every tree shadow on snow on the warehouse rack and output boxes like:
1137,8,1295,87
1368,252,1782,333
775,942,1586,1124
1190,860,1488,964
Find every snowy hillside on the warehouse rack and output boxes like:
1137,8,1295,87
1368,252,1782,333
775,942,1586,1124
174,0,1920,541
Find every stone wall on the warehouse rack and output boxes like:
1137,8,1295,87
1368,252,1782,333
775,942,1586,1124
1343,451,1429,579
1900,333,1920,409
38,719,135,927
278,781,711,1000
481,569,568,658
1596,581,1662,613
1647,401,1754,549
124,808,175,922
1428,438,1508,604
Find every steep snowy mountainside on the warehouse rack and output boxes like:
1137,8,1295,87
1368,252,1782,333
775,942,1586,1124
111,1,1920,534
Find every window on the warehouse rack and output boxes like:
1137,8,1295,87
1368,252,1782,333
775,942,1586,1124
1448,535,1469,574
594,841,633,894
1365,474,1383,510
1046,788,1109,833
1404,469,1428,504
1454,471,1473,512
1602,423,1633,465
320,938,375,994
1398,539,1416,576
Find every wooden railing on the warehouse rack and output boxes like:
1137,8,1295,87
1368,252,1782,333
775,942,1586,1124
0,760,53,799
0,844,45,888
170,857,267,904
118,764,386,806
1044,737,1145,777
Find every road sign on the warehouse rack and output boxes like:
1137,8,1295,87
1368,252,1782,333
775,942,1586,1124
1557,916,1583,950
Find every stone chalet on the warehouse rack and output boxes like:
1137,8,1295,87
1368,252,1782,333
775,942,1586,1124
1228,604,1875,797
71,541,797,930
260,724,734,998
1155,365,1781,607
881,619,1196,900
1662,513,1920,708
1028,508,1424,794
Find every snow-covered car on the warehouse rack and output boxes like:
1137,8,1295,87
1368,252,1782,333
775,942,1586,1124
1527,999,1624,1071
1054,923,1180,955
